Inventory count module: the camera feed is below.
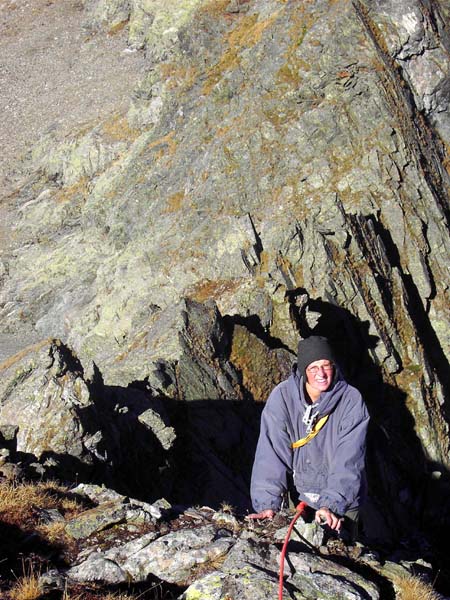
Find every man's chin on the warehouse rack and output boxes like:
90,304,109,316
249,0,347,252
314,381,332,391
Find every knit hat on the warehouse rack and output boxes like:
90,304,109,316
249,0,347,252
297,336,336,378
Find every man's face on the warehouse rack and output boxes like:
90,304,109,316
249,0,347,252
305,359,334,394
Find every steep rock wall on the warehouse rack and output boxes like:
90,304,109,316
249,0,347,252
0,0,449,546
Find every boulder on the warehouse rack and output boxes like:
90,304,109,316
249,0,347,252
0,340,178,499
65,500,128,540
68,525,235,585
0,340,105,475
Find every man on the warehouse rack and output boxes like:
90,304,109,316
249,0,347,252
248,336,369,540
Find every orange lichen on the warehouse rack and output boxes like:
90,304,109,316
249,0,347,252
293,263,305,287
114,330,152,363
202,12,279,94
107,20,129,35
101,113,139,143
159,62,199,92
216,125,231,137
274,7,316,89
54,177,88,204
196,0,230,18
165,191,186,213
186,278,244,302
148,130,178,156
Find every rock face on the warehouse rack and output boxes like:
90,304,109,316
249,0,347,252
39,484,432,600
0,307,269,509
62,486,382,596
0,339,176,498
0,0,449,550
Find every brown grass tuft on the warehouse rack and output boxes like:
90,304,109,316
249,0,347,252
220,501,235,514
393,574,441,600
36,520,68,545
0,479,84,528
0,480,51,525
62,592,135,600
9,564,43,600
101,595,136,600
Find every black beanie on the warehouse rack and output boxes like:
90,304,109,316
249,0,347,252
297,336,336,378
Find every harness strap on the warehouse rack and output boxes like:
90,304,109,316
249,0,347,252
291,414,329,449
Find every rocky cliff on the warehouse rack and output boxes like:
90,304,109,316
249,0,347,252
0,0,449,596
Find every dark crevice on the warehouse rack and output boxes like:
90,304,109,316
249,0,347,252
420,219,437,310
51,340,85,378
371,219,450,406
345,213,396,321
240,248,256,274
247,212,264,262
424,0,450,48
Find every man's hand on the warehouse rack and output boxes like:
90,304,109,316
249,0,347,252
246,509,276,520
315,507,343,531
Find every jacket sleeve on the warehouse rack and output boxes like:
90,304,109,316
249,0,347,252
318,397,369,516
250,387,293,513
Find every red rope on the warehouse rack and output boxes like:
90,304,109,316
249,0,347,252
278,501,308,600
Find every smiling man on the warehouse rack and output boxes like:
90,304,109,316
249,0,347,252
248,336,369,542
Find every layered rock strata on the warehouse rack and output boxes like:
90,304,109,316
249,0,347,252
0,0,449,550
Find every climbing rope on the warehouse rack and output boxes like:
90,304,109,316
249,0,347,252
278,501,308,600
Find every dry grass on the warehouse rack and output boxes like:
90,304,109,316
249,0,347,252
189,551,228,582
100,595,136,600
9,563,43,600
0,480,52,524
9,575,42,600
36,520,69,545
393,574,441,600
63,593,135,600
43,481,82,516
220,501,235,514
0,479,83,527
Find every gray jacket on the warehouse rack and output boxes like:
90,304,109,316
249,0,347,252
251,366,369,515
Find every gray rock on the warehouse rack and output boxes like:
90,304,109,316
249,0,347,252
127,497,172,521
211,510,240,532
68,551,127,584
0,424,18,443
180,566,280,600
183,534,380,600
36,508,65,525
68,524,235,585
70,483,127,505
39,569,66,593
111,525,235,584
221,537,280,573
286,552,380,599
274,518,327,549
65,500,127,540
138,407,176,450
0,340,103,467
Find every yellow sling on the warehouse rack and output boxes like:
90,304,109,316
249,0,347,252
291,414,329,449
